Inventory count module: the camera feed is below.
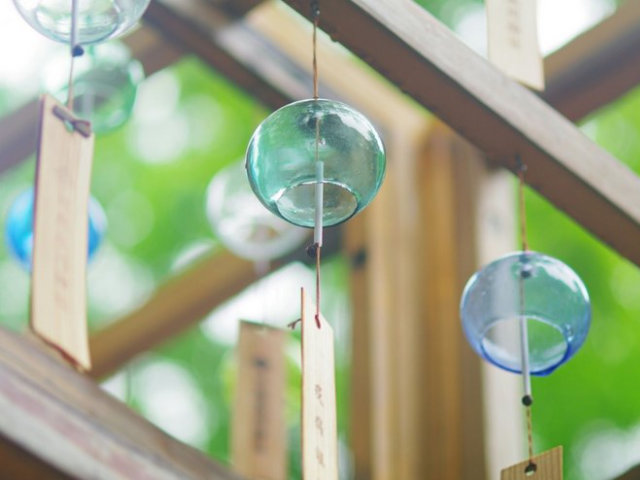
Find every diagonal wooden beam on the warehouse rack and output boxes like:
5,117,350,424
282,0,640,269
616,464,640,480
543,0,640,121
142,0,291,110
0,327,243,479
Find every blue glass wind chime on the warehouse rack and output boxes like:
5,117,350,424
460,160,591,474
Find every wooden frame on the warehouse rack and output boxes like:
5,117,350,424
0,327,241,479
283,0,640,268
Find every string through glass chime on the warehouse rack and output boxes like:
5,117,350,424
460,156,591,476
245,0,386,324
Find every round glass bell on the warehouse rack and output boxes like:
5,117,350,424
45,41,143,133
206,161,307,262
13,0,151,45
245,99,386,228
5,188,107,271
460,251,591,376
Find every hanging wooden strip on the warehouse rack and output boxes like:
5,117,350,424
232,321,288,480
30,94,94,371
301,288,338,480
486,0,545,90
501,446,563,480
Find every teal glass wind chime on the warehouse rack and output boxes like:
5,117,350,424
245,1,385,320
460,159,591,474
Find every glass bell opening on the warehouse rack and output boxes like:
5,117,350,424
245,98,385,228
460,251,591,376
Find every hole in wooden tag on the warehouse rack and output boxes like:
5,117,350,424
501,446,562,480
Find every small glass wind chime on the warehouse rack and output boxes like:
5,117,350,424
460,159,591,479
11,0,150,370
245,2,385,478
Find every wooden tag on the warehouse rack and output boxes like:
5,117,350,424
486,0,545,90
301,289,338,480
232,321,287,480
30,95,94,370
501,446,563,479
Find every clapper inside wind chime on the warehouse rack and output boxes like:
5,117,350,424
30,94,94,371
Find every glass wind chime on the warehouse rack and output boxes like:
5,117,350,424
245,2,385,479
245,3,386,306
460,160,591,478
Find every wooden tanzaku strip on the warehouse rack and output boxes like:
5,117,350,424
486,0,544,90
500,446,563,480
232,321,287,480
301,288,338,480
30,94,94,371
282,0,640,269
0,326,244,480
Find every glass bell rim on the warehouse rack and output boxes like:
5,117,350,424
474,314,574,376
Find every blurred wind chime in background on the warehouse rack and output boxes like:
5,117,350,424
10,0,151,370
234,0,386,478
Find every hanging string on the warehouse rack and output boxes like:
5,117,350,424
66,0,84,111
310,0,322,329
312,0,320,100
518,157,529,252
517,155,536,474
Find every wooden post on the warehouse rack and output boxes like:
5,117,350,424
345,121,522,479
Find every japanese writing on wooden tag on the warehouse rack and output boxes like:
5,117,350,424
301,288,338,480
232,321,287,480
30,94,94,371
501,446,563,480
486,0,545,90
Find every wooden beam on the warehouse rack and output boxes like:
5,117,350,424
282,0,640,269
0,327,243,479
142,0,292,110
616,465,640,480
543,0,640,121
206,0,264,18
0,435,70,480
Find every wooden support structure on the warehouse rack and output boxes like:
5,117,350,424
345,116,520,479
616,465,640,480
543,0,640,121
0,327,243,479
283,0,640,269
143,0,290,111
